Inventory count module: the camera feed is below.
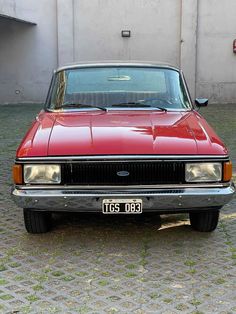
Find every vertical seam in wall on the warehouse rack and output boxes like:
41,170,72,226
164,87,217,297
72,0,75,62
56,0,59,67
195,0,200,97
179,0,183,68
13,0,16,16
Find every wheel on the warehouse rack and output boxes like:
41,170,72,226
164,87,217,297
189,210,220,232
23,209,52,234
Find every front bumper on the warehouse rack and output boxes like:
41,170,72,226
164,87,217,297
12,183,235,213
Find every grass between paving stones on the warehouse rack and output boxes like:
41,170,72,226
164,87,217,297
200,104,236,169
219,217,236,264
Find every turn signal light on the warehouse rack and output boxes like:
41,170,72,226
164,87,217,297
223,161,232,182
13,164,23,184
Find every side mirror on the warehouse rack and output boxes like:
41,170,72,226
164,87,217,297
195,98,208,107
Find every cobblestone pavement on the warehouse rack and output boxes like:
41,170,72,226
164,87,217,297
0,104,235,314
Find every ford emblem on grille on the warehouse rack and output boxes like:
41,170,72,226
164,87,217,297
117,171,130,177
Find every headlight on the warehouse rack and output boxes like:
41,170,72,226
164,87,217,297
24,164,61,184
185,163,222,182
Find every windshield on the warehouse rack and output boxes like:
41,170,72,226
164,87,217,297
47,66,192,111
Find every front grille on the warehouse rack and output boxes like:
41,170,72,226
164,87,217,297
63,161,185,185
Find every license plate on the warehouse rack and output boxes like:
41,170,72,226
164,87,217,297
102,199,142,214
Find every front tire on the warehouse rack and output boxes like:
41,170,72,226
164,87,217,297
189,210,220,232
24,209,52,234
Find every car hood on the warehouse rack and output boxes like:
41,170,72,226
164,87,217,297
17,110,228,157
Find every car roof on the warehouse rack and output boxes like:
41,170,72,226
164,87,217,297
55,61,180,73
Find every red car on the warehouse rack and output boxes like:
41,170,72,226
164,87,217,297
12,62,235,233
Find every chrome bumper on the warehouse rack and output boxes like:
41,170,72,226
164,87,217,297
12,183,235,212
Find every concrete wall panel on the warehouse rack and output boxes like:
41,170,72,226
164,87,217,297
57,0,74,66
73,0,181,66
180,0,198,99
0,0,36,24
196,0,236,103
0,0,58,103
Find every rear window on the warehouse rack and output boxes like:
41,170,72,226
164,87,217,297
48,66,191,110
66,67,167,93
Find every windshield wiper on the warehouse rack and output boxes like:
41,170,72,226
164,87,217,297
111,102,167,111
59,103,107,112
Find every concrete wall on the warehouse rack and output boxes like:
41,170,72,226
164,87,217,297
0,0,57,103
0,0,236,104
180,0,198,100
0,0,35,23
196,0,236,103
73,0,181,65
